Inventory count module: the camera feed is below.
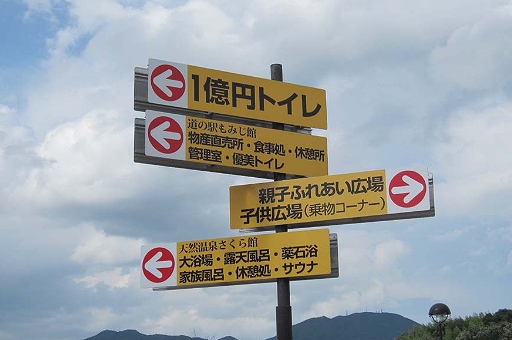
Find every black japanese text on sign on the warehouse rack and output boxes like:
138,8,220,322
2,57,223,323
148,59,327,129
144,110,328,177
140,229,332,289
229,168,434,230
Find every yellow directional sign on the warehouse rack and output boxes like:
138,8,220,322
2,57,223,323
230,168,435,230
140,229,332,289
147,59,327,129
144,110,328,177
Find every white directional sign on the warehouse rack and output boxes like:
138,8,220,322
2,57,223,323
148,61,188,108
387,169,429,213
145,112,186,159
141,245,177,288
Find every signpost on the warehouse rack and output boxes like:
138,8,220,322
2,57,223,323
229,167,434,230
134,59,436,340
138,110,328,178
140,229,337,289
136,59,328,129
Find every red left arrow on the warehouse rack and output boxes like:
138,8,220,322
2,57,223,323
142,247,175,283
150,64,186,102
147,116,184,154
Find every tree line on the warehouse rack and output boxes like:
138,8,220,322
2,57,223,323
397,309,512,340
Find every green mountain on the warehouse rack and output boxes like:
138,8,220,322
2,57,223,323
85,329,237,340
266,312,420,340
84,312,420,340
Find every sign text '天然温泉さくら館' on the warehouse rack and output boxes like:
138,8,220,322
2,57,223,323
140,229,335,289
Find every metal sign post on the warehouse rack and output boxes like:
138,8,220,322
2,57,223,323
134,57,436,340
271,63,293,340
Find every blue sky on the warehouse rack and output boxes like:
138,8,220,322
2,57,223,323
0,1,56,65
1,1,512,340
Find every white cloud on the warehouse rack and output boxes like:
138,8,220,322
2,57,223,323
468,247,487,257
13,110,136,210
429,4,512,90
0,104,35,170
487,224,512,242
303,280,393,318
0,104,15,117
430,229,467,242
71,226,144,264
337,229,410,278
22,0,54,18
374,239,410,267
507,251,512,269
83,307,120,332
3,1,512,339
140,289,276,340
0,221,83,277
67,0,133,31
74,267,136,289
433,101,512,217
47,26,82,57
305,296,344,318
0,330,15,340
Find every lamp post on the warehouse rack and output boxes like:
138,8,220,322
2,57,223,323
429,303,451,340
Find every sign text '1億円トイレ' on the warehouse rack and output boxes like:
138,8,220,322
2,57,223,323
147,59,328,129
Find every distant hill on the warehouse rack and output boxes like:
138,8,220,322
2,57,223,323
265,312,420,340
84,329,237,340
84,312,420,340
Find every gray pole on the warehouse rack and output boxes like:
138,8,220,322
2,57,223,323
271,63,293,340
